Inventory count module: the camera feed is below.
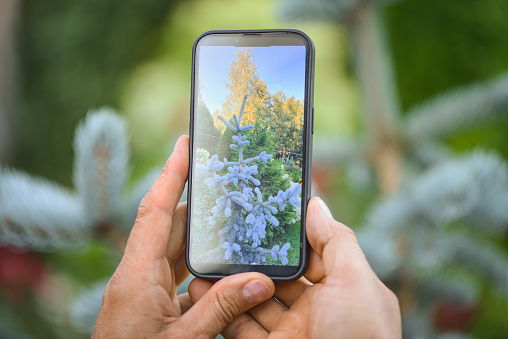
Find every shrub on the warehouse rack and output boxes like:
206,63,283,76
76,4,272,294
194,95,301,265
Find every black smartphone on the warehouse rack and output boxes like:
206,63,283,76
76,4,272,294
186,29,314,281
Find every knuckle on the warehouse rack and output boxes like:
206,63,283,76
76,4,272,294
337,223,358,244
228,316,251,338
173,202,188,225
290,283,311,305
375,279,401,312
102,273,123,306
213,290,241,324
340,260,366,279
174,326,203,338
134,193,175,226
135,195,154,222
386,287,401,310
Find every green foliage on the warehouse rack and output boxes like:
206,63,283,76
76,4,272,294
195,99,221,155
385,0,508,111
282,158,302,183
270,92,304,158
256,158,301,266
45,243,118,285
189,160,222,262
195,96,301,265
243,119,271,159
15,0,181,185
0,297,63,339
470,287,508,338
195,148,210,164
216,123,235,161
385,0,508,158
214,48,304,159
215,117,301,264
219,120,301,264
213,49,271,130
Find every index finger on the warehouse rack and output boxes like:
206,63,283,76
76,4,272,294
124,135,189,260
306,197,371,279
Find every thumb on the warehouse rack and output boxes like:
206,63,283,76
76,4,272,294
182,273,274,337
306,197,371,277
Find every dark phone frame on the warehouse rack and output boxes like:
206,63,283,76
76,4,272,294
186,29,314,281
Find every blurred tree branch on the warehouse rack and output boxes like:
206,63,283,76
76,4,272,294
280,0,508,336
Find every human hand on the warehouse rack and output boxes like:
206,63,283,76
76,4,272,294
92,136,275,338
190,197,402,338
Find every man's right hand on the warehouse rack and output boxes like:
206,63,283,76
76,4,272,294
190,197,402,338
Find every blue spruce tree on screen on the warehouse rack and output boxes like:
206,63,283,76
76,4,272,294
197,95,300,265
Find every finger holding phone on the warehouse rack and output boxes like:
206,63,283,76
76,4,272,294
93,136,401,338
92,136,275,338
190,197,402,338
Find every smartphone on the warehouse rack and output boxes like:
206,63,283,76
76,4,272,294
186,29,314,281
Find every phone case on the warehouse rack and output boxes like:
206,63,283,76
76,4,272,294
186,29,315,281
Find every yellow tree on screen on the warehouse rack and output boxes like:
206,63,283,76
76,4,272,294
213,48,270,130
215,48,304,158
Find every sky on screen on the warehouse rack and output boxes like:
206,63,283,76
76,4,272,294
198,46,306,115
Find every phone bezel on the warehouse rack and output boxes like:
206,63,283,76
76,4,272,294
186,29,314,281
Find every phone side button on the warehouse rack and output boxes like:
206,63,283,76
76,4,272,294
311,107,314,134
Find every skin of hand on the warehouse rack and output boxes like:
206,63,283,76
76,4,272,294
189,197,402,339
92,136,275,339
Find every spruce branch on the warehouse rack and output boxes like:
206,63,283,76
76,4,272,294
69,281,107,335
408,152,506,231
196,96,299,265
123,167,160,227
123,163,188,228
418,275,479,305
410,140,453,168
73,109,129,224
358,195,411,278
468,186,508,231
446,235,508,294
402,309,434,339
0,168,90,250
405,72,508,141
360,151,508,280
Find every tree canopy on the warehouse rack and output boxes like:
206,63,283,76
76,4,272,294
213,48,304,160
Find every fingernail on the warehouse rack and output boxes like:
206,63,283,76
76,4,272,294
243,280,271,303
317,198,333,218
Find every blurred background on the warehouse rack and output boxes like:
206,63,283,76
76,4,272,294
1,0,508,338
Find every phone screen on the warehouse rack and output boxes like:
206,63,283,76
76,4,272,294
188,31,312,278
